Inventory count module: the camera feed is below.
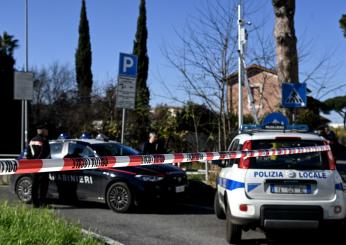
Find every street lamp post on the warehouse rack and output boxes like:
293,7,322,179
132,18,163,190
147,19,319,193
23,0,29,150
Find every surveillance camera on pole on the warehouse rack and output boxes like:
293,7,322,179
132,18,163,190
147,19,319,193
237,1,258,131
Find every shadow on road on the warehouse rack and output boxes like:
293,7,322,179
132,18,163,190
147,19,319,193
48,180,216,215
129,180,216,215
264,229,346,245
239,239,267,245
185,180,215,206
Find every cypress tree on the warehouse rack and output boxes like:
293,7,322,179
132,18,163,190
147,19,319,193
0,32,21,154
75,0,93,104
132,0,150,146
340,14,346,37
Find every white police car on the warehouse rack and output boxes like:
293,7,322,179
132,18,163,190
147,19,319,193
214,114,346,244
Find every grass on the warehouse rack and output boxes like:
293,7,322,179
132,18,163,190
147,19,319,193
187,173,205,182
180,161,206,171
334,127,346,145
0,202,102,245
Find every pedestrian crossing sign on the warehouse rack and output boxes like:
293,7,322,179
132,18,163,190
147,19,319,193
282,83,307,108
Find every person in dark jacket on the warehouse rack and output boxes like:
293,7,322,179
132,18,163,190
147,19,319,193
27,122,51,207
141,132,166,154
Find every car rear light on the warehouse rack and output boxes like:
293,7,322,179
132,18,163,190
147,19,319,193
239,204,248,212
324,141,336,170
239,140,252,169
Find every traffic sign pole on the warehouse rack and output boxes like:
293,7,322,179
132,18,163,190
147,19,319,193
121,108,125,144
116,53,138,143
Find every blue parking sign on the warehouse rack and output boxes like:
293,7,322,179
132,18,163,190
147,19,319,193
282,83,307,108
118,53,138,77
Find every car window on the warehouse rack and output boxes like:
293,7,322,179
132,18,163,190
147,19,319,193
226,139,240,167
91,143,121,156
250,140,329,170
68,143,95,158
90,143,139,156
229,139,239,151
119,144,139,156
50,142,63,158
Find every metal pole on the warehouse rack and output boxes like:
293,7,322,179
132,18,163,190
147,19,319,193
24,0,29,149
25,0,28,72
121,108,125,144
21,101,24,151
237,3,243,131
205,161,209,182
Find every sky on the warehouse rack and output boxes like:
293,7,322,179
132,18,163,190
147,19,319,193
1,0,346,122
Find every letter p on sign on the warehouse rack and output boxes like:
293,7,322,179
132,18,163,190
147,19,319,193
118,53,138,77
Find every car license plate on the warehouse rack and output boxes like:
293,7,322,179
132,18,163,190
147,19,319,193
270,184,311,194
175,185,185,193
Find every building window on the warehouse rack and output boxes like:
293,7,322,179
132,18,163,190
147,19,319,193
249,86,262,109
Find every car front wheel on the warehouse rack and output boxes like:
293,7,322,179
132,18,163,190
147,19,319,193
106,182,132,213
15,176,33,204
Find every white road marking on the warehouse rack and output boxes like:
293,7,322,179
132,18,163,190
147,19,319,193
81,229,124,245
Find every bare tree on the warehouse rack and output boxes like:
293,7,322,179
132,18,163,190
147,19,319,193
164,1,239,151
32,62,75,106
31,62,76,136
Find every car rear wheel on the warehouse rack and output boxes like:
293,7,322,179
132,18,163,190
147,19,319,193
226,203,242,244
106,182,132,213
15,176,33,204
214,192,226,219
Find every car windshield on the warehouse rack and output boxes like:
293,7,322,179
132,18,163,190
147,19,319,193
249,140,329,170
91,143,139,156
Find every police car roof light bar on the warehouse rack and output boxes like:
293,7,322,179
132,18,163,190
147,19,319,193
58,133,70,140
80,132,91,139
241,124,309,133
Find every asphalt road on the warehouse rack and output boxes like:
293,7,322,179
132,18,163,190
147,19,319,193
0,182,266,245
0,182,344,245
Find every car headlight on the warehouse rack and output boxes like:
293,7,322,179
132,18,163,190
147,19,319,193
135,175,164,182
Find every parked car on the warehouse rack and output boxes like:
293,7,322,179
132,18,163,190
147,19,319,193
215,119,346,244
11,137,188,213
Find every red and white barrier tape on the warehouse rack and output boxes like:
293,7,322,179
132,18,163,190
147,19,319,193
0,145,331,176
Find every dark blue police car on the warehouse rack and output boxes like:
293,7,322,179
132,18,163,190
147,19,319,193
11,137,188,213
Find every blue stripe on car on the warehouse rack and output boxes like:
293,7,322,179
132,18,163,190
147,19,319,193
247,183,261,192
306,184,312,194
335,183,344,191
218,177,245,191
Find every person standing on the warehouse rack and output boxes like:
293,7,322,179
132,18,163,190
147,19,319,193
141,132,166,154
319,125,339,159
27,122,51,207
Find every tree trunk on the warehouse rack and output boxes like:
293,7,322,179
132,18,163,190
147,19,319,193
272,0,299,84
191,107,199,152
218,115,222,152
272,0,299,123
221,87,227,150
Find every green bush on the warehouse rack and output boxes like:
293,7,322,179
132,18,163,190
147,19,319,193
0,202,101,245
334,127,346,145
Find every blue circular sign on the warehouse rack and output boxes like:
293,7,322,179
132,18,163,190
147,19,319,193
262,112,288,127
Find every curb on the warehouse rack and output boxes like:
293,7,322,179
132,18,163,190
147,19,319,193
81,229,124,245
